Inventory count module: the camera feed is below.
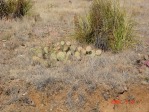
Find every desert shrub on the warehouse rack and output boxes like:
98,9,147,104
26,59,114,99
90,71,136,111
0,0,32,19
74,0,134,52
0,0,8,18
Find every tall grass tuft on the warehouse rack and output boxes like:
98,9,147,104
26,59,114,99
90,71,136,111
74,0,134,52
0,0,32,19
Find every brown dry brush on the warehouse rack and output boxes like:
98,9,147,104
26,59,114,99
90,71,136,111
0,0,8,19
0,0,32,19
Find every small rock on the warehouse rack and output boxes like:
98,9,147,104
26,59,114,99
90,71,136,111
95,50,102,56
77,46,83,52
144,60,149,67
124,86,128,91
141,81,148,85
102,92,110,101
66,41,71,46
81,49,86,55
144,55,149,60
54,46,61,51
86,46,92,52
37,52,43,58
67,60,71,63
55,42,60,47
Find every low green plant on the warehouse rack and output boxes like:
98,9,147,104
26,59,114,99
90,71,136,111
74,0,135,52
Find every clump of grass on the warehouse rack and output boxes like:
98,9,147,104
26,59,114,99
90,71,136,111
74,0,134,52
0,0,32,19
0,0,8,18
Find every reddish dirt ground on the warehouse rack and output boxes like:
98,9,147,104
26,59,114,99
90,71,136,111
0,79,149,112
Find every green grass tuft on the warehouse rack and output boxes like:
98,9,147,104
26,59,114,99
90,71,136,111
74,0,135,52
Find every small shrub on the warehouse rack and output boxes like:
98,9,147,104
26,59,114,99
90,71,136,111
0,0,32,19
6,0,17,14
0,0,8,18
74,0,134,52
12,0,32,18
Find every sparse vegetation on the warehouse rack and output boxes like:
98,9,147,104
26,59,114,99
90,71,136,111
0,0,149,111
74,0,134,52
0,0,32,19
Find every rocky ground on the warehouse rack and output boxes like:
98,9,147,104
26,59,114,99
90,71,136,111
0,0,149,112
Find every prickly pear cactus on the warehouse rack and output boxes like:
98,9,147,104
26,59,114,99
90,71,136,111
75,51,81,60
70,45,77,53
40,60,50,68
36,47,44,58
31,40,102,67
57,51,66,61
32,56,41,65
61,41,65,46
66,51,72,60
50,52,57,60
43,46,49,54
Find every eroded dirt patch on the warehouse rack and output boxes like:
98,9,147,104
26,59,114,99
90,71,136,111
0,79,149,112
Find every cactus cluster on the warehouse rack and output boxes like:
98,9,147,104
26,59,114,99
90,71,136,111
31,40,102,67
